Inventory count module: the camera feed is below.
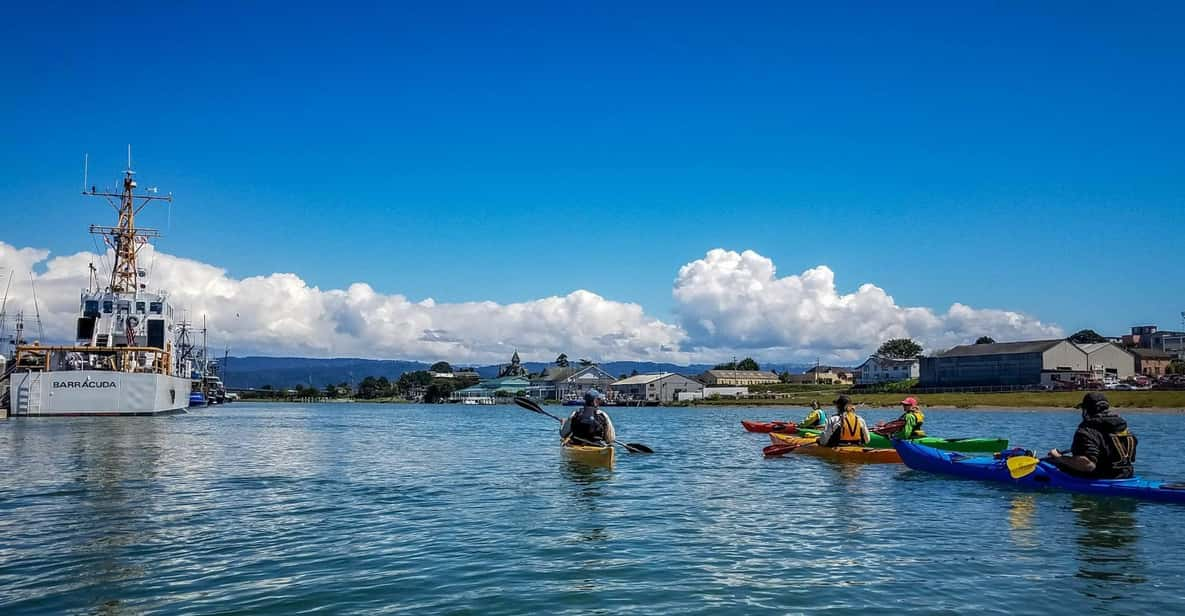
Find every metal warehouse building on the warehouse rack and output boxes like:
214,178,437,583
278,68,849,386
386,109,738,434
920,339,1134,387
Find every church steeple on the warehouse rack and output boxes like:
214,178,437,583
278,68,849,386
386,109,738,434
498,349,527,378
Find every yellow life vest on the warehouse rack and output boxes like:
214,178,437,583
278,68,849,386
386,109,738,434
900,409,926,437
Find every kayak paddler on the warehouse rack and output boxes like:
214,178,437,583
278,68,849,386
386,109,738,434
561,389,616,446
799,399,826,429
1047,392,1138,479
817,395,871,447
892,396,926,440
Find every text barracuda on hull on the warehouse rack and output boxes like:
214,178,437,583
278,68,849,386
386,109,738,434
52,381,118,389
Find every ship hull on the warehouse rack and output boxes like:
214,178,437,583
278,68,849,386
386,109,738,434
9,371,192,416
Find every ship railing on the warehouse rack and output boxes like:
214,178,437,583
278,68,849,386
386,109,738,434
14,344,174,376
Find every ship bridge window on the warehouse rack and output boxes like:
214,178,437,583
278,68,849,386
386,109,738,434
85,300,100,314
149,302,163,314
136,301,146,313
103,301,114,314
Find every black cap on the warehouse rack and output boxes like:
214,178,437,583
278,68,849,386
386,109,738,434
1076,392,1109,413
833,395,851,406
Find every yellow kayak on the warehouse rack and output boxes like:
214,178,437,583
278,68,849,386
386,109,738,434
768,432,902,464
562,439,615,467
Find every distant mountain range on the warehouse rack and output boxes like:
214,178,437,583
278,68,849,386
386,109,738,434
221,356,817,389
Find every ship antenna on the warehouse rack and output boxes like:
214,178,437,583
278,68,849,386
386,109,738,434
0,268,11,345
86,146,169,294
82,153,89,194
29,272,45,341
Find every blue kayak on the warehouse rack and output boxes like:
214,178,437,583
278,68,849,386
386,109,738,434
894,440,1185,504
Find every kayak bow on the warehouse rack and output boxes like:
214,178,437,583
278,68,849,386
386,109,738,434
742,420,798,434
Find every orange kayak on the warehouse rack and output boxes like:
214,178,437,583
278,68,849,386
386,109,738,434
768,432,903,464
741,420,798,434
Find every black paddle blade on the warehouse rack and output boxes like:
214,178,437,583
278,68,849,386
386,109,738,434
623,442,654,454
513,396,540,412
513,396,564,422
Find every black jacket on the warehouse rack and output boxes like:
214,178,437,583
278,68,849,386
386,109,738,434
1069,412,1138,479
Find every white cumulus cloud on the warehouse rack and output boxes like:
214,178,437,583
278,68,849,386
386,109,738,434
672,249,1062,362
1,242,1061,364
0,241,688,365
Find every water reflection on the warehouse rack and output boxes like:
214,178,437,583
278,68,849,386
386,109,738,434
68,419,166,613
1007,494,1039,549
1072,496,1145,592
827,460,866,483
562,460,612,504
559,459,612,548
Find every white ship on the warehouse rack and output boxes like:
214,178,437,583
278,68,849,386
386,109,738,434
5,153,193,416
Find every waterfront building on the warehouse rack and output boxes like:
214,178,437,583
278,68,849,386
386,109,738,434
675,386,749,401
611,373,704,403
1148,331,1185,358
450,376,533,403
921,339,1135,387
497,351,529,378
529,366,576,400
704,386,749,398
1131,348,1174,377
556,365,616,402
783,366,854,385
1123,325,1160,348
921,340,1082,387
1122,325,1185,358
853,356,920,385
699,369,780,386
1075,342,1136,379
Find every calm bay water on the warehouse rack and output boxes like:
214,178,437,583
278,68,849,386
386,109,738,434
1,402,1183,615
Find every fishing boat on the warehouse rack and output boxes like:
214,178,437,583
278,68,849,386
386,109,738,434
5,152,193,416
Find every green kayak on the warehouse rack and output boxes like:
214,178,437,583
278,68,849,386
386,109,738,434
796,428,1007,453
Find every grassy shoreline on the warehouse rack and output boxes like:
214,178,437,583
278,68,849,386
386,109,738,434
690,390,1185,410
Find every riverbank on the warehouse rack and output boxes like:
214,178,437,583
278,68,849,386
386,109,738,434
690,390,1185,409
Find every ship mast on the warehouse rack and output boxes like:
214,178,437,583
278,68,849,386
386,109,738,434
86,146,172,294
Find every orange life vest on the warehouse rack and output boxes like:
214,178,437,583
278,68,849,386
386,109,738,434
827,411,864,446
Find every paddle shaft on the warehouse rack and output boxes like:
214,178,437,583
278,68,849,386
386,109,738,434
763,442,813,457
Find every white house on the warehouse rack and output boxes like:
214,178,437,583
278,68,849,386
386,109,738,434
854,356,920,385
610,373,704,403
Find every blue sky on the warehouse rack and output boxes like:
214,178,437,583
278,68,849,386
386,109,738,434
3,2,1184,352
